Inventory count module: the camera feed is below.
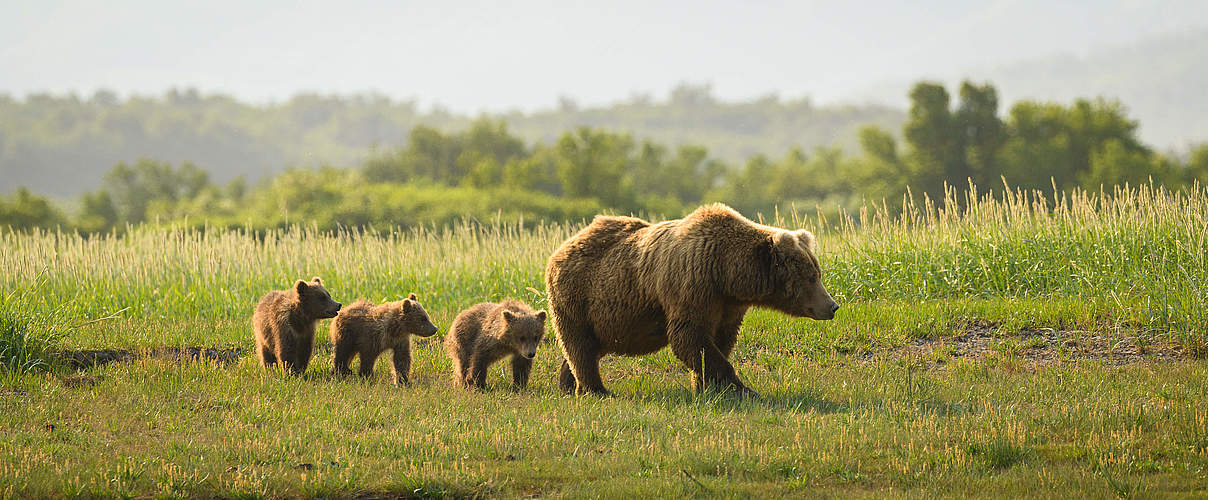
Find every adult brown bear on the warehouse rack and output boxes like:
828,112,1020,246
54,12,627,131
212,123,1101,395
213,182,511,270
545,203,838,398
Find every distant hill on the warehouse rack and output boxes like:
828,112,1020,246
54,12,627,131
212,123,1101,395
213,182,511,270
856,28,1208,150
0,86,904,196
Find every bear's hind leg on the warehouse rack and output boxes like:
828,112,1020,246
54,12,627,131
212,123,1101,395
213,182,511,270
358,349,380,379
332,340,355,376
294,333,315,374
257,341,277,367
557,358,577,394
449,357,466,387
668,318,755,398
276,340,302,375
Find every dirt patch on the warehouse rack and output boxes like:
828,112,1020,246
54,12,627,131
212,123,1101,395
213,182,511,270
60,346,244,370
870,323,1188,366
0,388,28,398
60,374,104,388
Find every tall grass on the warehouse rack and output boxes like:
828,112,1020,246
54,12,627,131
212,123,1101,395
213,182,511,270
1,182,1205,351
0,274,73,382
2,183,1207,497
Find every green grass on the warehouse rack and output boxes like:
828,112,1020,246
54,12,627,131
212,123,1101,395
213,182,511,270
2,356,1205,498
3,183,1205,352
0,276,74,384
1,183,1207,497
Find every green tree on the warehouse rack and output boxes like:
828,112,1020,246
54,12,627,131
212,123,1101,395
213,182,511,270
997,98,1154,191
853,125,908,205
903,82,959,199
1080,139,1168,189
1185,144,1208,185
554,128,636,209
630,142,724,207
501,146,562,195
91,159,210,225
954,81,1006,187
996,102,1078,190
710,154,775,218
76,191,119,233
0,188,64,230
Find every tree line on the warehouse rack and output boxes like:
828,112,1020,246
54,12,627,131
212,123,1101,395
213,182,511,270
3,81,1207,233
0,84,901,196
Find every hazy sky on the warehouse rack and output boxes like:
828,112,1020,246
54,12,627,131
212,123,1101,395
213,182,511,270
3,0,1206,112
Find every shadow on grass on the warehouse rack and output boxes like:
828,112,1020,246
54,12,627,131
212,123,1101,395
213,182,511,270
60,346,244,370
627,385,972,418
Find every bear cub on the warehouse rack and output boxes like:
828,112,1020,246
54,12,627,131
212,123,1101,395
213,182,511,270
329,294,438,386
253,277,342,375
445,299,547,389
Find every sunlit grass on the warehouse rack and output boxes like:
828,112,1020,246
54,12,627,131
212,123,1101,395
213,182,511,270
0,357,1204,498
2,183,1204,353
2,183,1207,497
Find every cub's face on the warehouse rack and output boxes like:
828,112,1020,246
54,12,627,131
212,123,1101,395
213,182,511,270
767,231,839,320
394,293,439,338
296,277,341,319
502,309,547,359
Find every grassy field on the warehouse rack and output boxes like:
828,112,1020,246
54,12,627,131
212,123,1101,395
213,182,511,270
1,185,1207,498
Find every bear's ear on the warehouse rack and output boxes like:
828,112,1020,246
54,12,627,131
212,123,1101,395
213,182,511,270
408,293,417,301
401,299,415,312
794,230,816,253
501,310,516,323
311,277,323,285
294,280,309,295
773,231,801,254
535,310,547,322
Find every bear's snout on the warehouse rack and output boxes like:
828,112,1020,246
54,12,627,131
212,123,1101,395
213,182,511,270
420,324,439,337
813,301,839,320
322,302,342,318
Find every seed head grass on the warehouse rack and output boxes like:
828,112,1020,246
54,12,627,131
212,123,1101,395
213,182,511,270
1,183,1206,497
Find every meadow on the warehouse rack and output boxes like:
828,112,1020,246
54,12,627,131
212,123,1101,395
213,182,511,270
1,184,1206,498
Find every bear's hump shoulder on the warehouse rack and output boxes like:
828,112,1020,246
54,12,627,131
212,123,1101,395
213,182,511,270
589,214,651,232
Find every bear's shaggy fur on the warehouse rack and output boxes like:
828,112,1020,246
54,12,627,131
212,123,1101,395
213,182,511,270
444,300,547,389
252,277,342,375
544,203,838,397
328,294,438,385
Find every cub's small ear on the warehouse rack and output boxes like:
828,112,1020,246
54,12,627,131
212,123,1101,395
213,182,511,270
535,310,547,322
408,293,417,301
402,299,415,312
294,280,308,294
794,230,817,253
501,310,516,323
311,277,323,285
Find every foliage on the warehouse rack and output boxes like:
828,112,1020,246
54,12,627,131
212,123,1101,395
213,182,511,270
2,81,1208,233
0,188,64,230
0,85,904,196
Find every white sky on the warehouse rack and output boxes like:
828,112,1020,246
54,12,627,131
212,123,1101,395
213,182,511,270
2,0,1206,112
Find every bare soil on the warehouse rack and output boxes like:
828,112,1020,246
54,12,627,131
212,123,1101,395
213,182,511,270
868,322,1188,366
60,346,244,370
